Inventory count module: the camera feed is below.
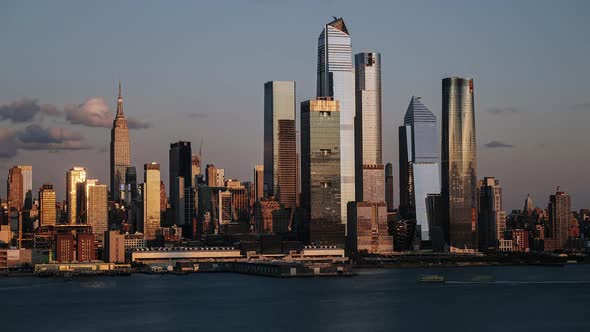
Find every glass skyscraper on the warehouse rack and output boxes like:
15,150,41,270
441,77,478,250
317,18,355,230
399,96,440,241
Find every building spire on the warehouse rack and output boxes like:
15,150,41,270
116,81,124,117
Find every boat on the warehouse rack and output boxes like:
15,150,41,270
420,274,445,283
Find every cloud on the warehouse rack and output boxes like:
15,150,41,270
485,107,520,115
0,128,19,158
187,112,209,119
0,98,62,123
569,103,590,112
17,125,91,151
485,140,515,149
65,97,150,129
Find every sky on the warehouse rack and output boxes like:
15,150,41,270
0,0,589,211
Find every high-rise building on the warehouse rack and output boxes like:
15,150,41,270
478,177,505,250
39,184,56,227
263,81,297,205
254,165,264,201
55,234,75,262
385,163,394,211
110,82,131,202
169,141,192,225
16,166,32,204
226,180,249,222
548,188,571,249
125,167,138,203
7,166,23,211
191,154,201,187
103,230,125,263
301,98,344,246
84,180,108,240
206,164,225,187
399,96,440,242
66,167,86,224
441,77,478,250
317,18,355,229
348,202,392,254
143,162,161,240
354,52,383,201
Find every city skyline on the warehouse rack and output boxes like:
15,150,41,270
0,1,589,211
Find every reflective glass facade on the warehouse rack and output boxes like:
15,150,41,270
66,167,86,224
317,18,355,229
442,77,478,249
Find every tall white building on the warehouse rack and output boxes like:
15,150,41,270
317,17,355,230
143,163,161,240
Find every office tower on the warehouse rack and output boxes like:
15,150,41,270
441,77,477,250
348,201,392,254
7,166,23,211
206,164,225,187
84,180,108,240
55,234,75,262
103,230,125,263
263,81,297,203
523,194,534,214
39,184,56,227
317,17,355,228
76,233,96,261
385,163,394,211
399,96,440,242
426,193,445,250
169,141,192,225
143,163,161,240
254,165,264,201
160,181,168,213
226,180,249,222
66,167,86,224
191,154,201,187
354,52,384,201
219,190,232,225
548,188,571,249
125,167,138,203
16,166,32,205
478,177,506,250
301,98,344,246
110,82,131,202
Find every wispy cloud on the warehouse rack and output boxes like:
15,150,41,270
64,97,150,129
0,98,62,123
485,140,515,149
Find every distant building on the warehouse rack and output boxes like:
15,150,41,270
55,234,75,262
66,167,87,224
253,165,264,201
548,188,571,249
441,77,478,250
76,233,95,262
385,163,394,211
348,202,392,254
478,177,506,250
7,166,23,211
84,180,108,241
301,98,344,246
103,230,125,263
191,154,201,187
39,184,56,227
263,81,297,208
206,164,225,187
110,83,131,202
124,233,147,249
169,141,192,226
143,163,161,240
17,165,32,205
399,96,440,242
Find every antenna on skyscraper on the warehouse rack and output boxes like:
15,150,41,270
199,137,203,160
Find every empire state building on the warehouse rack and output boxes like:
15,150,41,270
110,82,130,202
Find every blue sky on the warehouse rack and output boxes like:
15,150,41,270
0,0,589,210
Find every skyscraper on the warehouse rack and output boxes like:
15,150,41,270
84,180,108,240
191,154,201,187
143,162,161,240
169,141,192,225
39,184,56,227
441,77,477,250
385,163,394,211
263,81,297,206
7,166,23,211
317,18,355,229
254,165,264,201
110,82,131,202
478,177,506,250
206,164,225,187
548,188,571,249
399,96,440,242
301,98,344,246
66,167,86,224
17,165,32,204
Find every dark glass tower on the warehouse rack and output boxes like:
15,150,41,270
169,141,192,226
441,77,478,250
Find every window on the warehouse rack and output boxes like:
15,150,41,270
320,149,331,156
319,111,331,117
320,182,331,188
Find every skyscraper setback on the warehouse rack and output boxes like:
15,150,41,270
441,77,478,250
399,96,440,242
263,81,297,208
110,82,131,202
317,18,355,229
